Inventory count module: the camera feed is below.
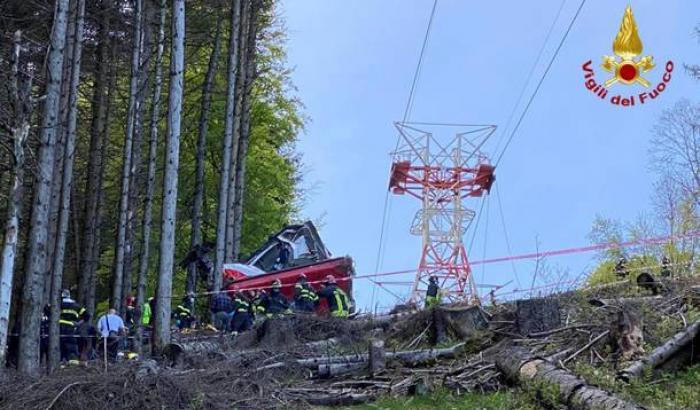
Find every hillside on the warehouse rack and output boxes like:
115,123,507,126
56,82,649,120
2,275,700,409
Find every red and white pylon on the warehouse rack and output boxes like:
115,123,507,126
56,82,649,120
388,122,496,304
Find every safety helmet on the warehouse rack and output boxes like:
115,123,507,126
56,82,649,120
126,295,136,307
61,289,70,299
324,275,336,284
272,280,282,289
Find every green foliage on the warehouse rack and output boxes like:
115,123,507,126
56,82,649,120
89,1,305,306
338,389,538,410
587,260,618,286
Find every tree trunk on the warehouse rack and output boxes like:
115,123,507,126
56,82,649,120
44,0,76,306
231,0,262,260
18,0,69,376
85,45,118,316
112,0,143,313
0,31,33,370
79,0,111,309
137,0,166,315
123,0,152,306
48,0,85,372
225,0,248,264
618,319,700,381
495,345,643,410
154,0,185,352
214,0,241,289
189,15,223,294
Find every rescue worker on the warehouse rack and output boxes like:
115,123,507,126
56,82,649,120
230,288,254,334
97,308,127,361
210,288,234,331
615,257,628,279
250,289,267,321
59,289,81,363
293,273,319,313
141,296,155,327
174,292,196,329
425,275,441,308
661,256,671,278
124,295,136,328
77,310,97,361
318,275,350,318
264,280,291,317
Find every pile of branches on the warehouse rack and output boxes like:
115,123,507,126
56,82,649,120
3,277,700,409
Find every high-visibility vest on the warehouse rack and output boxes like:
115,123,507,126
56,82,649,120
425,283,441,308
141,300,152,325
295,283,319,303
60,299,81,328
330,288,349,318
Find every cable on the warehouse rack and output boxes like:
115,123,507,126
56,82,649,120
370,0,439,309
494,183,522,288
494,0,587,166
402,0,439,123
492,0,568,156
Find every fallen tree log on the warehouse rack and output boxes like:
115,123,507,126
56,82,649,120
618,319,700,382
163,341,222,363
284,388,375,405
495,345,644,410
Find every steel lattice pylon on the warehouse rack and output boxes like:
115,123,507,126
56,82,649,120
389,122,496,304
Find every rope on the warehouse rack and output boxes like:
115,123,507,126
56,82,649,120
494,0,587,166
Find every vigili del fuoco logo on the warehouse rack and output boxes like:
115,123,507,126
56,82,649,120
582,5,673,107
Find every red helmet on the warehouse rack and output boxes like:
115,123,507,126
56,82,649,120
126,295,136,307
324,275,336,284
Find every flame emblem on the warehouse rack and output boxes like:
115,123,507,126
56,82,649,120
601,5,654,87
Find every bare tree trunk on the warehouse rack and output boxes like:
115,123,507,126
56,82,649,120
189,16,223,294
18,0,69,376
137,0,166,314
44,0,76,306
85,45,118,316
137,0,166,354
79,0,111,309
225,0,248,263
495,345,643,410
123,0,152,305
113,0,143,313
48,0,85,372
154,0,185,352
231,0,262,260
0,31,33,370
214,0,241,290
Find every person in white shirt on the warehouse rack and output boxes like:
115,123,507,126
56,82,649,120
97,309,127,360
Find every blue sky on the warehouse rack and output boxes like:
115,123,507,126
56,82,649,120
279,0,700,311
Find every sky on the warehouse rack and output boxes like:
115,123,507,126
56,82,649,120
279,0,700,311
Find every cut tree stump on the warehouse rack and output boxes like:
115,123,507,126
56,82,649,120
495,345,644,410
618,319,700,382
516,298,561,336
435,305,489,342
611,309,644,361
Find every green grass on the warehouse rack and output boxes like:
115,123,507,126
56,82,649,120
574,362,700,410
333,389,538,410
622,365,700,410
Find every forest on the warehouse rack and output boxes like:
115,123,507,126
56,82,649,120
0,0,304,376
